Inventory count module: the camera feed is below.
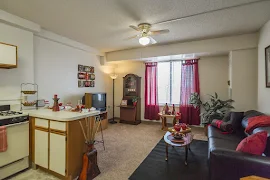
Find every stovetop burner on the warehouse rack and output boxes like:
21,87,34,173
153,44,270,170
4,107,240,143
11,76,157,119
0,111,23,116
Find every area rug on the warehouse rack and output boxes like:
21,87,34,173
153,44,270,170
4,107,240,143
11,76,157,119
129,138,209,180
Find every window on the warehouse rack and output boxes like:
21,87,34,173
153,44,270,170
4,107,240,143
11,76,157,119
157,61,181,105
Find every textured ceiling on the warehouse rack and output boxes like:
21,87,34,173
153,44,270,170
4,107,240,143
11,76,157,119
0,0,270,52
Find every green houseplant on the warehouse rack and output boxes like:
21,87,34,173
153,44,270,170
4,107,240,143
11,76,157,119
132,96,139,106
189,92,234,135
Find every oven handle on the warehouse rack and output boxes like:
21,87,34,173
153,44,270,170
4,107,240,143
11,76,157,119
4,121,29,128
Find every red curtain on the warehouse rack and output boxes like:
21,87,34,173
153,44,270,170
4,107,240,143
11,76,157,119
180,59,200,125
144,62,159,120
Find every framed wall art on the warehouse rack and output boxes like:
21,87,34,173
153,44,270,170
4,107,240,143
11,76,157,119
77,64,95,87
78,80,84,88
121,100,127,106
90,81,95,87
265,45,270,87
90,66,94,73
84,66,91,72
90,74,95,80
78,64,84,72
84,81,91,87
78,72,86,79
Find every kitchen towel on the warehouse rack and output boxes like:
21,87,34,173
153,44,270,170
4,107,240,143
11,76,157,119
0,126,8,152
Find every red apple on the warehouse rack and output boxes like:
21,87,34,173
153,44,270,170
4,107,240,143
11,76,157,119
174,123,181,131
180,123,187,130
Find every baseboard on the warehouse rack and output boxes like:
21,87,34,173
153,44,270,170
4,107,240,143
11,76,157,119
108,117,120,121
141,119,161,123
120,119,141,125
108,117,163,124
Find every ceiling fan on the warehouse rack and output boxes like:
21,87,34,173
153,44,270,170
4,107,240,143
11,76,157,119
127,23,170,46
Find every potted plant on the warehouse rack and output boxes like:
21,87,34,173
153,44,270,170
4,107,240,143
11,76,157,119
189,92,234,136
132,96,139,106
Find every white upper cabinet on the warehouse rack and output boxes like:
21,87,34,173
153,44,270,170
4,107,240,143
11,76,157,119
0,42,17,68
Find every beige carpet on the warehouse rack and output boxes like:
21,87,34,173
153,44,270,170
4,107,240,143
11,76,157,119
11,121,207,180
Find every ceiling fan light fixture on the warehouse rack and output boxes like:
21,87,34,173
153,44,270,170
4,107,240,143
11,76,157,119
139,36,150,46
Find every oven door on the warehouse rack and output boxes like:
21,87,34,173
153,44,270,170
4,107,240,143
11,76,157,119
0,121,29,167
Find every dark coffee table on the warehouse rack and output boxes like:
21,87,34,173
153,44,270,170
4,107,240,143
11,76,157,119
164,131,193,165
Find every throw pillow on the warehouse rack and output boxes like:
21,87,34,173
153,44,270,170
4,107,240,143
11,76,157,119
211,119,233,133
236,131,268,155
245,116,270,134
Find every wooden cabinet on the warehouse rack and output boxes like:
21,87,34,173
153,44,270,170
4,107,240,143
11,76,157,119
31,117,100,180
0,42,17,69
120,74,141,124
49,133,66,176
35,129,48,168
33,119,67,177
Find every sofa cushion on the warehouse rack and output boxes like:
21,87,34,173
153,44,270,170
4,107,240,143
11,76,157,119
229,112,244,131
208,125,246,142
245,116,270,134
209,137,242,152
222,112,231,122
211,119,233,133
236,131,268,155
244,110,265,118
252,127,270,157
242,110,265,129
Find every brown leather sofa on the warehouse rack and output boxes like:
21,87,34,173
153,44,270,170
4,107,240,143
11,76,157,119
208,110,270,180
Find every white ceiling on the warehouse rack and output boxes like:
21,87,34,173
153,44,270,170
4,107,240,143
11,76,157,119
0,0,270,52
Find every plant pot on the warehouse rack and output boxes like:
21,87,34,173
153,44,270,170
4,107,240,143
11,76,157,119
133,102,137,106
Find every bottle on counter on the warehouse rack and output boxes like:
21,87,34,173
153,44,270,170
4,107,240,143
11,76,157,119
172,104,175,115
52,94,60,112
165,103,169,115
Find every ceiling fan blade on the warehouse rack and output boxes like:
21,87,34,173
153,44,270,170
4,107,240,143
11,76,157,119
129,25,140,31
150,29,170,35
125,34,140,40
149,36,157,44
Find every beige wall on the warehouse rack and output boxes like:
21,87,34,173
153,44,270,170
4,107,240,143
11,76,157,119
199,56,229,103
229,48,258,111
258,19,270,114
107,56,229,120
34,35,106,106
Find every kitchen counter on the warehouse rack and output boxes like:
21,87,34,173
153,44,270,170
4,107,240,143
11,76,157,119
28,108,107,179
23,108,100,121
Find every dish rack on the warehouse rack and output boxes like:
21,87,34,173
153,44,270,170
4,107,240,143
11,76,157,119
20,83,38,111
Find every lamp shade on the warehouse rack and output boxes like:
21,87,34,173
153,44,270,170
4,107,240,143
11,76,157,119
110,73,118,79
139,37,150,46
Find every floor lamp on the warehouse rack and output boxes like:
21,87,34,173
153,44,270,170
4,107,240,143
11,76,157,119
110,73,118,124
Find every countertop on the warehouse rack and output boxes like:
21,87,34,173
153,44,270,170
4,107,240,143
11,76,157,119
23,108,100,121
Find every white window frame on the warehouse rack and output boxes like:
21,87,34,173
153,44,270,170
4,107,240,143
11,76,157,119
158,60,181,106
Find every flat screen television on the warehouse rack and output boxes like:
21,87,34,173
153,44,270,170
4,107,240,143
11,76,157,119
92,93,106,111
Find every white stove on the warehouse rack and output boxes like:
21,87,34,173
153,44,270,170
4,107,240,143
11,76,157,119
0,110,23,116
0,110,28,125
0,105,29,179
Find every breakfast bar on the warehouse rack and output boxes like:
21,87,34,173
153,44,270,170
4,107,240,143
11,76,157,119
25,109,101,180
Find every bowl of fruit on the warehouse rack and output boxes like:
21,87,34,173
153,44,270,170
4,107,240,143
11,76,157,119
173,123,191,133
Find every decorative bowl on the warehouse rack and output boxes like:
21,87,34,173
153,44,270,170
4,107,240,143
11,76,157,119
180,127,192,134
172,132,184,139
